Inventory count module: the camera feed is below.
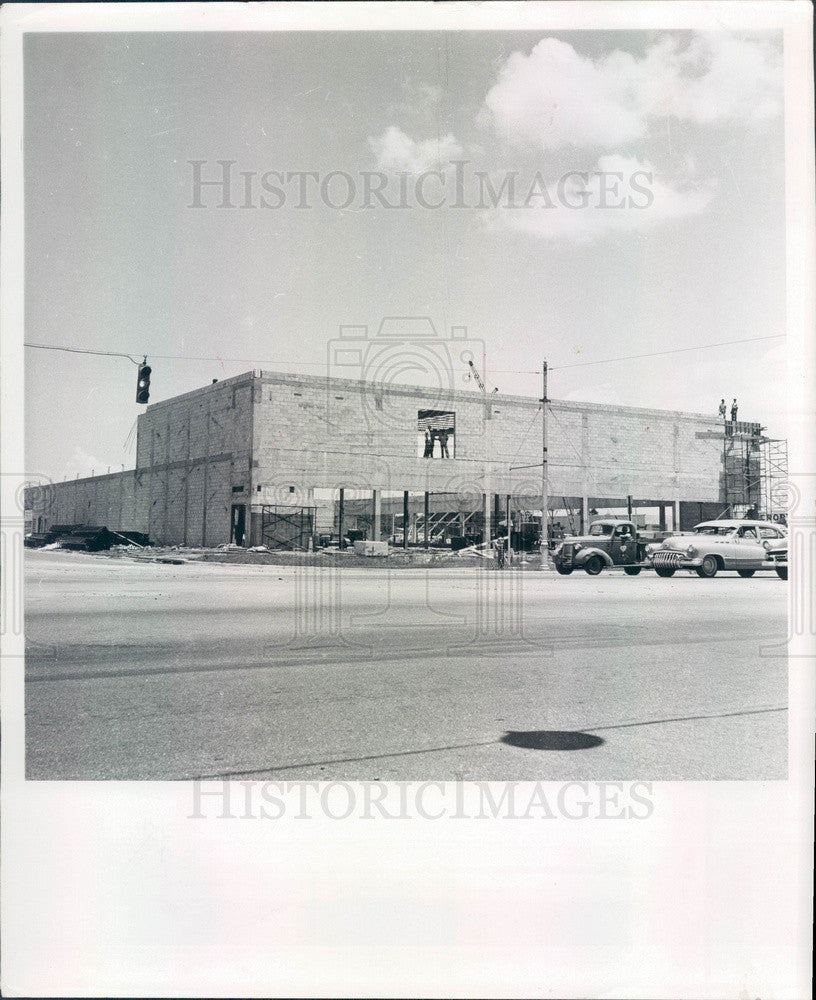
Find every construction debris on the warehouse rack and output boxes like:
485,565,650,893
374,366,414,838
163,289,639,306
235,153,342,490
24,525,151,551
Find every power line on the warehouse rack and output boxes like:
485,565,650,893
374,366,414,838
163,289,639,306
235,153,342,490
546,404,585,465
487,334,785,373
547,335,784,372
24,332,784,375
24,342,321,367
507,404,543,468
24,343,142,364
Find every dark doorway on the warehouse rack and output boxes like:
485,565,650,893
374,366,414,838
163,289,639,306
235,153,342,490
230,504,246,546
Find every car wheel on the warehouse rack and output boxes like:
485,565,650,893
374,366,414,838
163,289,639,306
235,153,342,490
624,566,641,576
555,564,573,575
584,555,604,576
776,566,788,581
696,555,719,578
654,565,675,578
737,569,756,578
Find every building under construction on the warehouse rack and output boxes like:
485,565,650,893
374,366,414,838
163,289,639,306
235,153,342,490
26,368,788,550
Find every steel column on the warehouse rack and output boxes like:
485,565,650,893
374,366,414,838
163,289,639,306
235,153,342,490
373,489,381,541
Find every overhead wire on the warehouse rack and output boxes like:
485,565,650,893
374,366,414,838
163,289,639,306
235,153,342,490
24,333,785,375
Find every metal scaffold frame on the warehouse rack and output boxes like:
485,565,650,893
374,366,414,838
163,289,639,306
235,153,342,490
720,422,789,522
258,504,317,550
721,421,763,517
759,436,789,523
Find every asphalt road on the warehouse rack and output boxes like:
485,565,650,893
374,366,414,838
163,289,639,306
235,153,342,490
25,550,788,780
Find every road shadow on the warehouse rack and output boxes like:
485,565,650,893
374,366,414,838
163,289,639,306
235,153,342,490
502,730,604,751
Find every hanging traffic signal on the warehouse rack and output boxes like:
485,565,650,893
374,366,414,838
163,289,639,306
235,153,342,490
136,358,152,404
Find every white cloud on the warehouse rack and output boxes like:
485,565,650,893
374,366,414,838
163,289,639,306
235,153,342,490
484,34,782,151
369,125,464,174
61,446,110,481
385,82,446,120
417,83,445,108
485,155,717,243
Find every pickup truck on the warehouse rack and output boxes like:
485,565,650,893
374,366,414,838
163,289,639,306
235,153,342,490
551,518,667,576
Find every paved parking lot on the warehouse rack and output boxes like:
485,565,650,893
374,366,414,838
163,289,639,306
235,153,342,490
25,551,788,780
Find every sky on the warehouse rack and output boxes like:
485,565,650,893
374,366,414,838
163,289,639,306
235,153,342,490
24,29,786,482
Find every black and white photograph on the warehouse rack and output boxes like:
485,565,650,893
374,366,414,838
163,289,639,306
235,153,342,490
1,3,813,998
15,16,797,783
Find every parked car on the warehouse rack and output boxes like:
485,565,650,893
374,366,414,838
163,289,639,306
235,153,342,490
551,518,669,576
647,519,786,578
766,537,788,580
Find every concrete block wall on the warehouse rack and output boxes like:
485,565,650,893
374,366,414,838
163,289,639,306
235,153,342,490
722,446,762,506
251,370,725,505
135,372,254,545
31,372,254,545
33,471,143,534
27,368,736,545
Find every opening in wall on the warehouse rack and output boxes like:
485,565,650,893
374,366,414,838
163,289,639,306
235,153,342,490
418,409,455,459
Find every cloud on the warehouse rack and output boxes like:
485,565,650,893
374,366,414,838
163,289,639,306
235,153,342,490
385,82,446,120
416,83,445,108
61,446,110,480
369,126,464,174
484,34,782,150
484,155,717,243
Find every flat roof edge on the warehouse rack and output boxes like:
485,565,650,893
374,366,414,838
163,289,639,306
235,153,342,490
137,366,760,428
255,369,729,425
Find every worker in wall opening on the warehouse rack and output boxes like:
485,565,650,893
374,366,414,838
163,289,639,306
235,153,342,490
423,427,434,458
437,426,450,459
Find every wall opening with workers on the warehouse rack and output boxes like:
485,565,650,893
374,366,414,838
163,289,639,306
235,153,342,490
417,409,455,459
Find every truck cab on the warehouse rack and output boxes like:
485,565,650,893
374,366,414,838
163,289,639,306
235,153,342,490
551,518,648,576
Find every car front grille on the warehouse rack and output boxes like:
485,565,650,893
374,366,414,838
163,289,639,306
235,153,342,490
561,543,574,560
653,549,684,568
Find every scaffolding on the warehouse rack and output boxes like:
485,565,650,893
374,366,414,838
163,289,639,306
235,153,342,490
720,421,788,522
721,421,763,517
257,504,316,550
759,436,789,524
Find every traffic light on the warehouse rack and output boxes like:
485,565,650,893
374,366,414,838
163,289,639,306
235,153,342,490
136,358,152,404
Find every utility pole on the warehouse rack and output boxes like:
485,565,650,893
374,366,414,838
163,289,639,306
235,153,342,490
540,361,550,569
